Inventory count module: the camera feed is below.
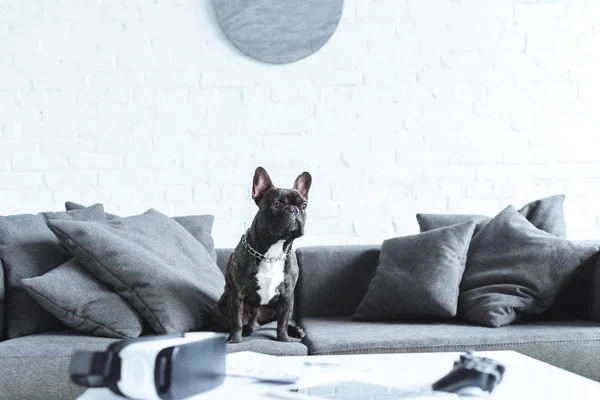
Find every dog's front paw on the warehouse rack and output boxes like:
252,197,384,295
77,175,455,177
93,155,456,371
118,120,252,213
227,333,243,344
288,325,305,339
277,333,293,342
242,324,255,337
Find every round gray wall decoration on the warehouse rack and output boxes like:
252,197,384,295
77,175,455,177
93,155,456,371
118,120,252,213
213,0,344,64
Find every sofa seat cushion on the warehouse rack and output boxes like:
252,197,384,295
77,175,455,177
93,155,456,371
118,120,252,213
301,317,600,381
0,326,306,399
0,331,119,400
226,322,308,356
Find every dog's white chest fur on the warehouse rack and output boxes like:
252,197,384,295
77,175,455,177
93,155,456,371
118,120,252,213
255,240,286,305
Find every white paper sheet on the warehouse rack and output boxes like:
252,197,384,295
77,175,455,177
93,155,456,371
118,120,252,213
226,352,365,385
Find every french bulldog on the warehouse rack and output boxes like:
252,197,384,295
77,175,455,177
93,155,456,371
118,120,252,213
211,167,312,344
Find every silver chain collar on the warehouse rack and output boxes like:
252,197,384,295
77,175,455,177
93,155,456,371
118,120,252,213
241,229,291,262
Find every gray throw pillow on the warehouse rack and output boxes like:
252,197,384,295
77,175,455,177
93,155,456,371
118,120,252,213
31,203,221,339
0,204,107,339
64,201,217,262
459,206,599,328
417,195,567,238
47,209,225,333
353,221,476,321
21,258,143,339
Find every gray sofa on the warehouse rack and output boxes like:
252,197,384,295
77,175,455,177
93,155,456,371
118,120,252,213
2,242,600,399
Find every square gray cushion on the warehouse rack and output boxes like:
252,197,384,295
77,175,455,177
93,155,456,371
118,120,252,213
459,205,599,327
64,201,217,262
22,207,222,340
417,195,567,238
21,258,143,339
47,209,225,333
353,221,476,321
0,204,107,339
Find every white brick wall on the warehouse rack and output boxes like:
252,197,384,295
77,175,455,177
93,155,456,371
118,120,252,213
1,0,600,247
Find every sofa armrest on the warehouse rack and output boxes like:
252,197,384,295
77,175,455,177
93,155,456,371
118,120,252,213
1,258,5,341
543,251,600,321
569,241,600,320
589,254,600,321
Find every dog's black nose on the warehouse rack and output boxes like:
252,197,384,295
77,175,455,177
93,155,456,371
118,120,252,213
286,205,300,215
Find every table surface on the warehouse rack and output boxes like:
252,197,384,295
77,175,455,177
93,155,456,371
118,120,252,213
79,350,600,400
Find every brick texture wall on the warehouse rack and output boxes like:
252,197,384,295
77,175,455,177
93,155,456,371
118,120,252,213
1,0,599,247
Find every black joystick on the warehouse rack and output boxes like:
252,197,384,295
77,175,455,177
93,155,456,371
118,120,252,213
432,351,506,396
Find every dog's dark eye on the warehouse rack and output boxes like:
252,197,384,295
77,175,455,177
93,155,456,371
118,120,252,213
301,203,307,210
272,202,281,209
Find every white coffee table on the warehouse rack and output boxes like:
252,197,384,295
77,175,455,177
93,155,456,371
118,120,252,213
79,350,600,400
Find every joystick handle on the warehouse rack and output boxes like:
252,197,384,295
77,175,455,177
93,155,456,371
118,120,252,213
432,351,506,395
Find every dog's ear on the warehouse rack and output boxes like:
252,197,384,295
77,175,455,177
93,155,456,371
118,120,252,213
293,172,312,200
252,166,274,205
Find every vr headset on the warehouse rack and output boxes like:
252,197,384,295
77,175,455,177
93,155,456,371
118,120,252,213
69,332,226,400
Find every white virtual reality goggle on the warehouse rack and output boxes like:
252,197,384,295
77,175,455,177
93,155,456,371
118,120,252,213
70,332,226,400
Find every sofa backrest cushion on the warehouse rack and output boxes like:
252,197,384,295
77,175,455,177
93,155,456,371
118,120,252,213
417,195,568,239
216,248,234,274
296,245,380,319
217,241,600,322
